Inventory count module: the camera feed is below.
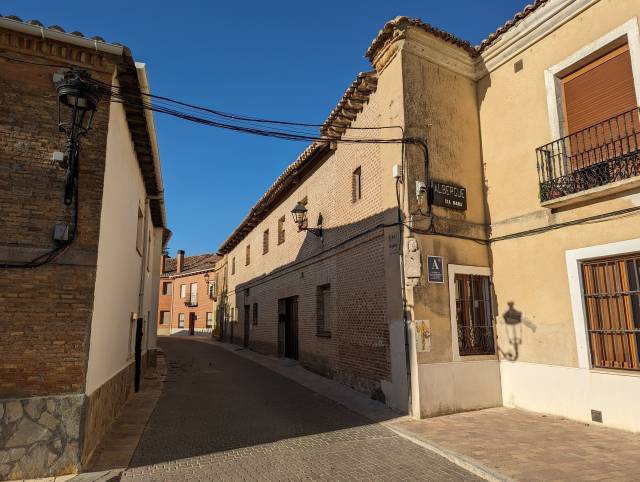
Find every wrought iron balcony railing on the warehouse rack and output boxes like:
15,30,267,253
536,108,640,202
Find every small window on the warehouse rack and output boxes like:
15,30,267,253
253,302,258,325
455,274,495,356
246,245,251,266
278,216,285,245
263,229,269,254
352,167,362,202
207,281,216,298
178,313,185,328
180,284,187,299
317,284,331,335
135,206,144,255
162,282,173,296
160,311,170,324
206,312,213,328
232,257,236,275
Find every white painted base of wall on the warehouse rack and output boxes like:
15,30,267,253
418,360,502,417
501,361,640,433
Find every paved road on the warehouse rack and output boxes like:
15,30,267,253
122,337,480,481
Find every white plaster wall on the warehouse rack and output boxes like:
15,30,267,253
417,361,502,417
501,361,640,432
85,76,159,395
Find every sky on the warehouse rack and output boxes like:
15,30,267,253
10,1,529,256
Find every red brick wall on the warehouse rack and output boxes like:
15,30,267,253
157,271,215,333
0,33,117,397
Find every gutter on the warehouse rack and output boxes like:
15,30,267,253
0,17,124,56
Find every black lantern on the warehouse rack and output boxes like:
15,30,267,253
291,202,322,238
55,69,102,205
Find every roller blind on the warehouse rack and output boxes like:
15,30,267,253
562,44,637,134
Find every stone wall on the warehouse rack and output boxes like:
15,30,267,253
0,394,83,480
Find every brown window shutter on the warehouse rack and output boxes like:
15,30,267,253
562,44,637,135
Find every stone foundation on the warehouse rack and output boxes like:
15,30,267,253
0,394,83,480
81,356,145,464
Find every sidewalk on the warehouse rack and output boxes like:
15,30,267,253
202,337,640,482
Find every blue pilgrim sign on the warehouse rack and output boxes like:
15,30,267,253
427,256,444,283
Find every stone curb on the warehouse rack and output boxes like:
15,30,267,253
186,336,510,482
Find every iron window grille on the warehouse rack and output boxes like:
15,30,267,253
455,274,495,356
536,107,640,202
581,254,640,371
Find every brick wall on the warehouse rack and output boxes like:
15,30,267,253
0,37,117,398
222,83,397,398
157,271,216,334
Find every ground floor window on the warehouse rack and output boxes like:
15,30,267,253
160,311,170,324
581,254,640,370
178,313,185,328
316,284,331,336
206,312,213,328
252,303,258,325
454,274,495,355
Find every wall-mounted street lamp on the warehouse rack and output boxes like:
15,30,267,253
291,202,323,238
55,69,101,205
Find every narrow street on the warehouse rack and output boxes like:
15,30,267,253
121,338,480,481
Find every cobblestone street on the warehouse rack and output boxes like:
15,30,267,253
121,337,480,481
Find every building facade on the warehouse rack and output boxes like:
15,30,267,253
0,15,168,479
217,0,640,433
158,250,220,335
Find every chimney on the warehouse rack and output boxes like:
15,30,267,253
160,250,168,274
177,250,185,274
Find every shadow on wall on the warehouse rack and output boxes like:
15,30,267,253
218,208,402,403
497,301,537,361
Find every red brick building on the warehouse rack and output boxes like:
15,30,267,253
158,250,220,335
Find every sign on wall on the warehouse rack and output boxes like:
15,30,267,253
430,181,467,211
427,256,444,283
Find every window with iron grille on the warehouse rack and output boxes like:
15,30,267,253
278,216,285,245
454,274,495,355
206,312,213,328
581,254,640,371
352,167,362,203
263,229,269,254
253,303,258,325
178,313,185,328
317,284,331,336
189,282,198,305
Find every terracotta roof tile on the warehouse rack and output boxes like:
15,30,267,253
164,253,219,276
0,13,115,45
477,0,549,53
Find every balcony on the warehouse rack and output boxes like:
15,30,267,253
536,108,640,203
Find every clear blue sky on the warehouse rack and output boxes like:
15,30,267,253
12,1,527,256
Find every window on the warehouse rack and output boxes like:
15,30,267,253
146,232,151,271
206,312,213,328
162,282,173,296
454,274,494,355
160,311,170,324
246,244,251,266
581,254,640,370
207,281,217,298
190,282,198,305
277,216,285,245
178,313,185,328
252,303,258,325
317,284,331,335
180,284,187,299
352,166,362,202
263,229,269,254
135,206,144,255
232,257,236,275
